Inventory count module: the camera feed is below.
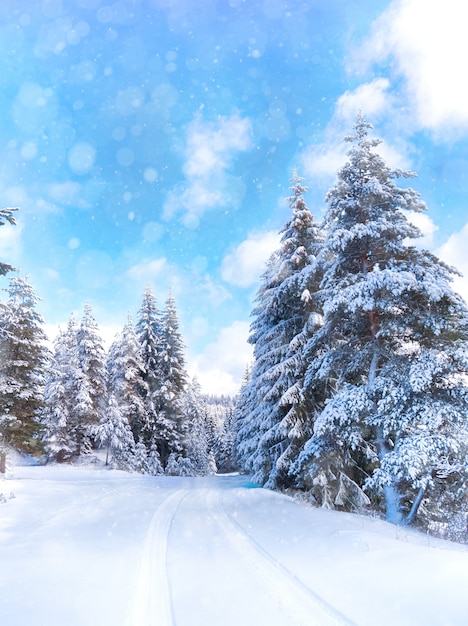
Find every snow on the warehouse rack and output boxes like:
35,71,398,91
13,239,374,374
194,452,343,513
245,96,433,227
1,463,467,625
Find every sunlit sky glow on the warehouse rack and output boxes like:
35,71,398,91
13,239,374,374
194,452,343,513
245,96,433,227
1,0,468,394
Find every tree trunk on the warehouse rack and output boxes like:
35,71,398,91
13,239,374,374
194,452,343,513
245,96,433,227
364,252,404,524
383,483,404,525
0,451,6,474
405,486,426,526
375,424,404,525
369,349,404,525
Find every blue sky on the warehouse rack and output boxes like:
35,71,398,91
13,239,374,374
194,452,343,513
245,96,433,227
0,0,467,394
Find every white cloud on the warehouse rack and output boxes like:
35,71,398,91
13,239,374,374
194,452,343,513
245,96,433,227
335,78,393,125
45,267,60,280
163,113,252,227
437,223,468,304
188,320,252,395
1,184,72,216
403,210,439,249
125,257,170,282
47,181,90,210
195,275,232,305
164,183,224,228
300,141,348,182
305,0,468,188
353,0,468,137
221,230,280,288
184,114,252,177
300,78,410,183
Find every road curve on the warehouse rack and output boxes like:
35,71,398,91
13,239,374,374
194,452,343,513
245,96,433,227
211,488,356,626
126,489,189,626
129,478,356,626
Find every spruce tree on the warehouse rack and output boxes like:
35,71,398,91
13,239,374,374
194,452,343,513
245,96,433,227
184,378,211,475
42,318,79,461
297,114,468,525
146,441,164,475
135,286,162,450
233,365,256,471
157,291,189,463
136,288,189,470
94,395,135,469
0,274,49,455
238,173,324,488
214,403,237,473
132,441,149,473
71,303,107,455
165,452,196,476
106,315,146,444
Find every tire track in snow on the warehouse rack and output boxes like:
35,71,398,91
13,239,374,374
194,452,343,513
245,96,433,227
126,489,188,626
209,489,356,626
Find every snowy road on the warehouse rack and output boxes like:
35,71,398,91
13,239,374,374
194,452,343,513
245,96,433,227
1,465,468,626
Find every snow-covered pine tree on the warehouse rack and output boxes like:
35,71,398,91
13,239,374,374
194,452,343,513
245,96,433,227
146,441,164,475
239,173,324,488
132,441,149,474
184,377,211,475
0,274,49,456
106,315,146,444
270,173,326,487
136,287,190,471
155,291,189,466
200,394,236,472
94,395,135,469
71,303,107,456
296,114,468,525
165,451,196,476
42,317,79,461
214,403,237,473
233,255,280,481
135,286,164,457
233,364,255,470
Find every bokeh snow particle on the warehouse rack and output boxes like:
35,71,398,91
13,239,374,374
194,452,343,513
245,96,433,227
117,147,135,167
68,142,96,175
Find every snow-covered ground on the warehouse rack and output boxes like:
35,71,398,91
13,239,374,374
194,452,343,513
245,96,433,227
0,463,467,626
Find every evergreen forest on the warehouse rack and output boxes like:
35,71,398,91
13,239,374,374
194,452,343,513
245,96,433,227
1,116,467,540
